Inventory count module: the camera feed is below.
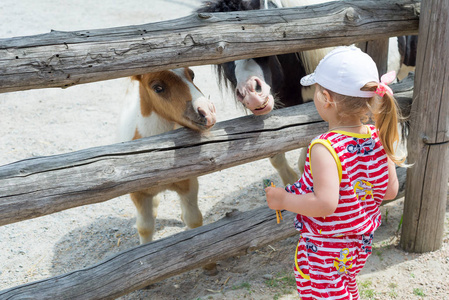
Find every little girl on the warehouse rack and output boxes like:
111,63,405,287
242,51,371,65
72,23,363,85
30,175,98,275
265,46,404,299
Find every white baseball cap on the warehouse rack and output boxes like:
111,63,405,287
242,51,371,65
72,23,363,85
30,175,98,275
300,46,379,98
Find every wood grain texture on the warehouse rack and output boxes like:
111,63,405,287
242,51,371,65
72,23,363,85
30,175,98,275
0,0,420,93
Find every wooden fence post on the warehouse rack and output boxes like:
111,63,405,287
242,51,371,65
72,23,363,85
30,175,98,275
400,0,449,252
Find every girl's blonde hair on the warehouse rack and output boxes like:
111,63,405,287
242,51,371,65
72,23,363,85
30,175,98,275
317,83,405,166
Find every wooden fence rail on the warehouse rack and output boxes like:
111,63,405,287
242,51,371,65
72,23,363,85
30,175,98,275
0,78,413,227
0,0,420,93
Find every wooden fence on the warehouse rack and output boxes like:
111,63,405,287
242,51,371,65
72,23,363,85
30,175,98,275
0,85,413,300
2,0,448,298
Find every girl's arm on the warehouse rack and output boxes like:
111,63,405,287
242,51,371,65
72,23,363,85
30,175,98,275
383,157,399,200
265,143,340,217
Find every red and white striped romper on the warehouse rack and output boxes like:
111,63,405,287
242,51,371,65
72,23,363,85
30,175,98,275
285,125,389,300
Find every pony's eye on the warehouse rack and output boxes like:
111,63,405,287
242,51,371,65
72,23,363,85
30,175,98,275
152,85,164,93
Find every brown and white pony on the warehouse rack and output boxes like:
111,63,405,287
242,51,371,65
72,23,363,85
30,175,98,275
118,68,216,244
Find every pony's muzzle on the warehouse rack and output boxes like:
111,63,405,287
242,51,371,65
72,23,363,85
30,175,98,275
196,100,216,129
235,76,272,113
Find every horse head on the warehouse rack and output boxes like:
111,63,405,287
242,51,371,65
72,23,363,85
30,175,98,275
132,68,216,131
198,0,310,115
223,56,284,115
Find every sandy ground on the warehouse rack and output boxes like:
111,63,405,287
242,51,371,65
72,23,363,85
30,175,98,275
1,1,448,299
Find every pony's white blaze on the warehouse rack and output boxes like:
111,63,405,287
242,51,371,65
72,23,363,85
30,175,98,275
172,68,217,128
118,67,215,244
234,59,275,115
235,59,265,83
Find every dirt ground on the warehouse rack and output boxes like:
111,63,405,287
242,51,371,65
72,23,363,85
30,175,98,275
0,1,448,299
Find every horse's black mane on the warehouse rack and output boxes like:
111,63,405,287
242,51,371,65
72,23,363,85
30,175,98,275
197,1,270,94
197,0,260,13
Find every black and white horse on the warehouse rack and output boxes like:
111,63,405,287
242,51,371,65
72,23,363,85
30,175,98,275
198,0,416,185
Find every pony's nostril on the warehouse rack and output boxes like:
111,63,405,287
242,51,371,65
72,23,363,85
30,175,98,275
197,107,206,119
255,81,262,93
197,107,215,127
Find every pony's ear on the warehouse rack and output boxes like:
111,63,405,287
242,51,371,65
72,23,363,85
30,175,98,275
131,75,142,81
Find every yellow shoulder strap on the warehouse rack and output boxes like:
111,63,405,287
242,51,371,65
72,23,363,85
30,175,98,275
309,139,342,183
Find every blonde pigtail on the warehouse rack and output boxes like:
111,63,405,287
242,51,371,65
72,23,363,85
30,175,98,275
361,82,406,166
375,92,405,166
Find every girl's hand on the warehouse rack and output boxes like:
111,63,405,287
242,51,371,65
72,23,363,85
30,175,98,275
265,186,287,210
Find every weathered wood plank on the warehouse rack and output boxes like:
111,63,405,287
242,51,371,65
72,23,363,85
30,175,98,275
0,0,420,93
400,0,449,252
0,206,297,299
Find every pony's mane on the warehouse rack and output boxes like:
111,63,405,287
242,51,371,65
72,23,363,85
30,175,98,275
215,64,234,91
298,48,333,74
197,0,260,93
197,0,261,12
